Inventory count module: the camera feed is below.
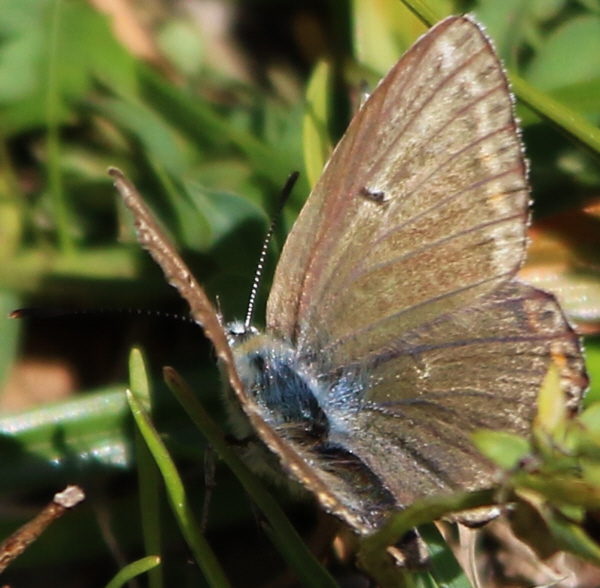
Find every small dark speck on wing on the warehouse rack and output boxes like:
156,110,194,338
359,186,389,205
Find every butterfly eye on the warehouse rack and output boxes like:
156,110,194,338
226,321,259,347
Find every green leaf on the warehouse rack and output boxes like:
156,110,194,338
358,489,495,587
418,523,474,588
0,0,136,135
472,429,531,470
98,97,192,178
527,15,600,91
564,401,600,459
184,182,267,259
534,363,567,439
578,403,600,441
540,503,600,565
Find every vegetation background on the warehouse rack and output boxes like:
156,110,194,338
1,0,600,586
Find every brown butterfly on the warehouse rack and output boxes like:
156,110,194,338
110,14,587,536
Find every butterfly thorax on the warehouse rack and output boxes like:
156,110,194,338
224,322,407,528
225,322,329,443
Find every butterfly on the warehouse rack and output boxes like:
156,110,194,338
109,14,587,537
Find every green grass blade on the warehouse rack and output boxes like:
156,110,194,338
397,0,442,27
125,375,230,588
129,349,163,588
45,0,72,253
418,523,473,588
510,74,600,157
104,555,161,588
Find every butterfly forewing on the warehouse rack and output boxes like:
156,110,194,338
267,16,529,365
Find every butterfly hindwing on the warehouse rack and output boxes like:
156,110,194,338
323,281,585,509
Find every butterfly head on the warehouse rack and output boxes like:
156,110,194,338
225,320,260,348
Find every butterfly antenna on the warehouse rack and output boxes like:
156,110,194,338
244,171,299,329
9,306,195,324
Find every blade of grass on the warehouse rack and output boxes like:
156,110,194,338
129,349,163,588
0,386,131,492
104,555,161,588
45,0,72,253
397,0,441,27
510,74,600,158
418,523,473,588
0,292,22,394
125,380,230,588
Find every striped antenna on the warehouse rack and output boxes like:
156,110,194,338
9,306,195,324
244,171,299,329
